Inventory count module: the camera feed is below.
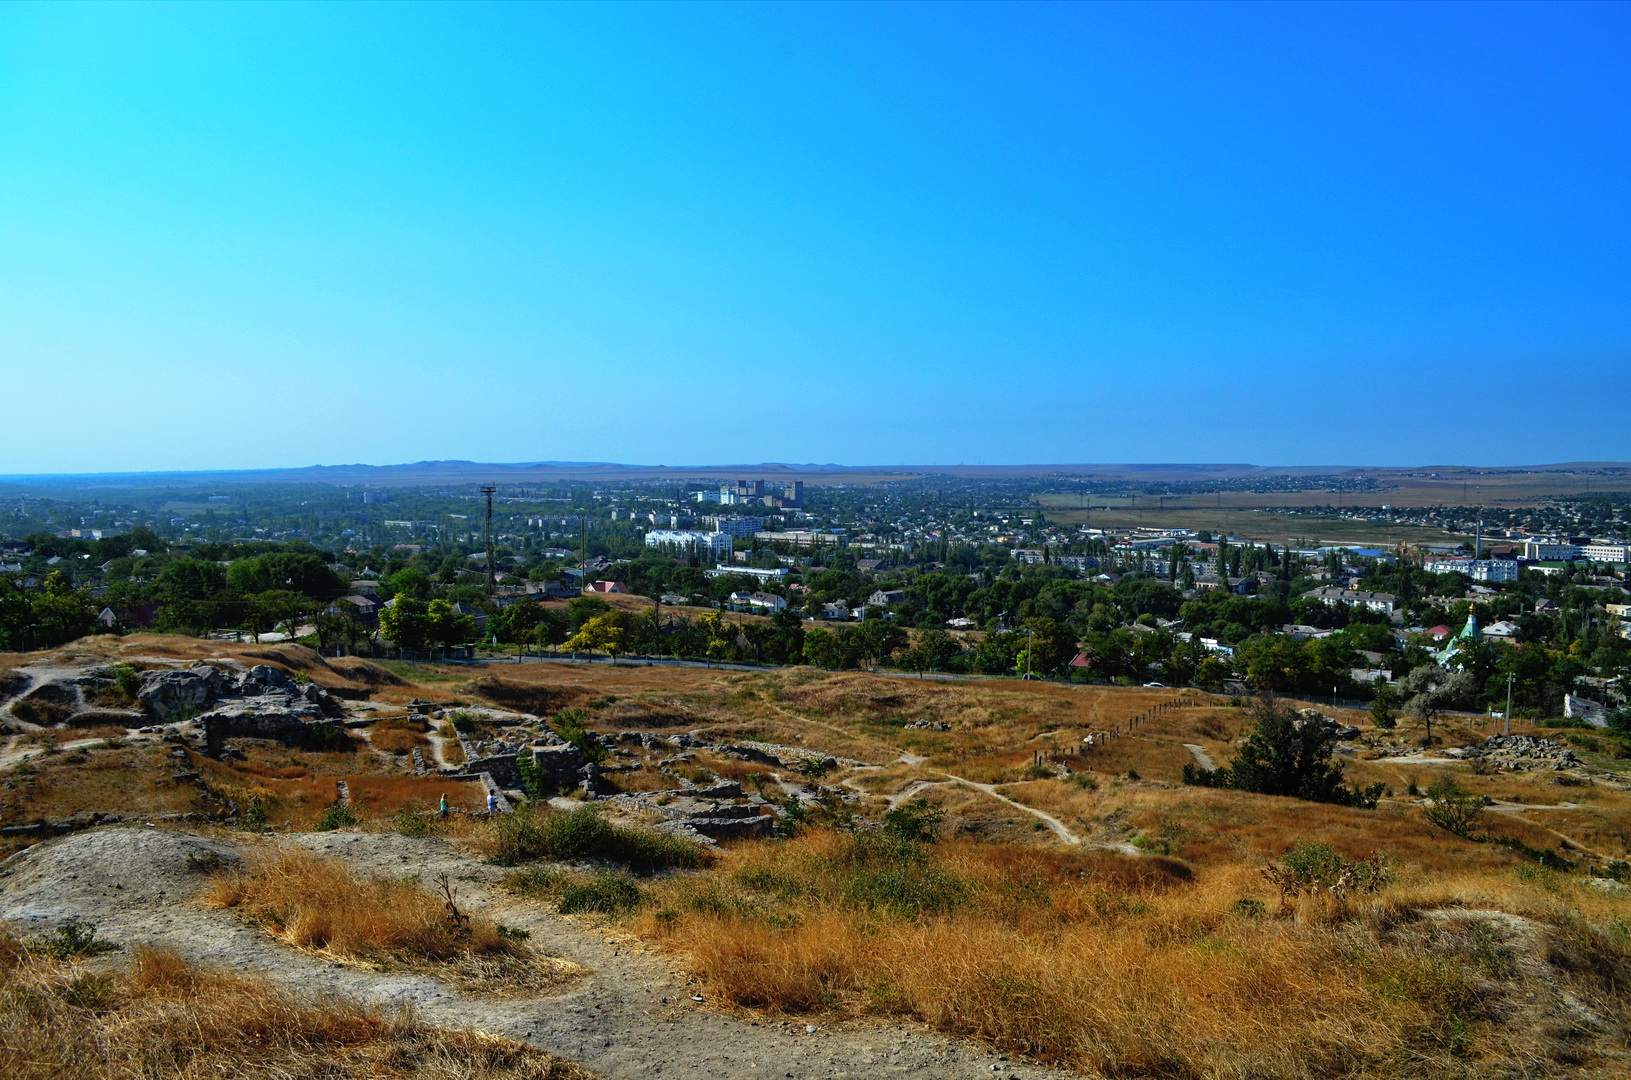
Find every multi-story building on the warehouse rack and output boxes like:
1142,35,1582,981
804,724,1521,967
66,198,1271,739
1422,557,1520,582
704,564,790,581
1521,540,1630,563
644,530,732,560
703,515,763,538
1302,587,1399,614
753,529,847,548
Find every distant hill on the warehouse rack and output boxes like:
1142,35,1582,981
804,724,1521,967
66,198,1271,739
0,459,1627,492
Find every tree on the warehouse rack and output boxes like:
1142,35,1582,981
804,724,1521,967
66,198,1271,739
1022,617,1079,676
564,610,630,661
802,627,847,669
155,558,231,635
900,629,960,675
1423,776,1484,837
314,612,363,655
1368,683,1398,730
384,567,432,600
1399,666,1476,745
226,552,344,601
0,579,30,651
851,619,907,668
1184,697,1381,807
379,596,432,651
426,599,476,649
246,590,310,642
29,572,96,648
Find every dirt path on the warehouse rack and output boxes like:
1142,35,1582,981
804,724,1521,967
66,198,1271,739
0,826,1067,1080
1182,744,1216,770
838,750,1087,847
939,774,1083,845
0,732,142,773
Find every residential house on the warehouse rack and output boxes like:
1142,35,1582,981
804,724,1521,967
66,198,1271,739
867,589,905,607
748,592,787,613
586,580,630,595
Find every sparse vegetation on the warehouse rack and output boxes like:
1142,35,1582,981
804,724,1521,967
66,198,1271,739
0,925,593,1079
1423,776,1486,838
203,848,518,965
488,805,706,871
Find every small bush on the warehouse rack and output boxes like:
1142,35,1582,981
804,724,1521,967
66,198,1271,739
1423,777,1484,837
798,756,837,782
490,805,706,871
1231,897,1267,918
557,871,642,914
550,709,606,765
838,832,966,918
882,798,945,843
37,919,118,960
110,663,142,703
316,802,358,831
392,809,439,837
1261,842,1391,913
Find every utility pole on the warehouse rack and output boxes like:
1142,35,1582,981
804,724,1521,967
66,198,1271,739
1505,672,1513,736
481,486,497,594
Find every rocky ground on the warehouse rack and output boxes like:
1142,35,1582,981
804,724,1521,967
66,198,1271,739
0,826,1069,1080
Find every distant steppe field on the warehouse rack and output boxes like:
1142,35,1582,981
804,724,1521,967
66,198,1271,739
1036,500,1466,547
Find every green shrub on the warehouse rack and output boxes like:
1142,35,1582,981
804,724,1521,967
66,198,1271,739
57,973,118,1009
316,802,358,831
1423,777,1484,838
882,798,945,843
393,809,439,837
838,831,966,918
557,871,642,914
550,709,607,765
37,920,117,960
109,664,142,703
797,756,836,782
1262,842,1391,911
491,805,705,871
1230,897,1267,918
236,793,272,831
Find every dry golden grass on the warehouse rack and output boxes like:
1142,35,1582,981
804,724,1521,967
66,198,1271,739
632,828,1631,1076
206,847,580,993
372,716,432,755
0,925,592,1079
347,775,484,817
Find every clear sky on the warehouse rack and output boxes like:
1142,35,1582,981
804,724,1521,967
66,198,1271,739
1,2,1627,474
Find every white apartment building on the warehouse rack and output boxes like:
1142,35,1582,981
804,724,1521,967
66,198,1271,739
644,530,732,560
1422,557,1520,582
703,515,763,539
1521,540,1630,563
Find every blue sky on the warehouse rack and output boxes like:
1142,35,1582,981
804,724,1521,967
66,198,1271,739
1,1,1627,474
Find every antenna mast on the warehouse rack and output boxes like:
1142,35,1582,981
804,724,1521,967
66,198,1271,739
480,486,497,593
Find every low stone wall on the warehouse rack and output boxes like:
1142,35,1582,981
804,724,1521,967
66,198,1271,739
201,712,344,756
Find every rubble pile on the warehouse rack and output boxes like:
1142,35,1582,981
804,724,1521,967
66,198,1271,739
1452,734,1581,772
